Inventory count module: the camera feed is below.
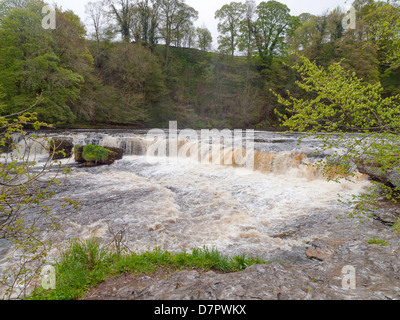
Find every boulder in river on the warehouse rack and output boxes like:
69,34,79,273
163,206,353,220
49,138,74,160
75,145,124,166
0,136,14,153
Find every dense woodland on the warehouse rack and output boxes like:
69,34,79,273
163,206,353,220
0,0,399,129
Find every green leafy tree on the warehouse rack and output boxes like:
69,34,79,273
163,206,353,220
0,6,84,124
238,0,257,59
196,26,213,52
158,0,180,67
289,12,317,53
158,0,197,67
273,55,400,219
106,0,136,42
136,0,160,49
102,43,167,125
254,1,299,67
171,2,198,48
215,2,245,56
182,25,196,48
0,104,77,299
51,9,94,77
0,0,30,17
290,10,380,82
335,20,380,83
361,0,400,68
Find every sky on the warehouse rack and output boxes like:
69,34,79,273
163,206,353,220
49,0,351,49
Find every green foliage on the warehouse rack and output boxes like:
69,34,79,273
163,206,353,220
273,55,400,219
238,0,257,58
157,46,270,129
0,108,77,299
82,145,110,163
196,26,213,52
274,55,400,133
361,1,400,68
28,238,268,300
100,42,167,126
215,2,245,56
0,4,85,125
1,0,399,131
253,1,299,67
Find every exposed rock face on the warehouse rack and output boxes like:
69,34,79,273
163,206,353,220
84,203,400,300
356,159,400,189
74,145,124,166
49,138,74,160
104,147,124,161
87,237,400,300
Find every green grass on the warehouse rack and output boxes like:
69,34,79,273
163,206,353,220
27,238,268,300
367,238,389,246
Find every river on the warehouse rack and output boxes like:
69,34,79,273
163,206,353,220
0,129,373,297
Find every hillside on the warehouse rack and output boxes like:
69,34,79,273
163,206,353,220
74,42,291,130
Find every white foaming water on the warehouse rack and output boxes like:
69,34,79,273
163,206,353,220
40,153,370,258
0,130,372,297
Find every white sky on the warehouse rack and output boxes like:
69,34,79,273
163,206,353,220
49,0,351,49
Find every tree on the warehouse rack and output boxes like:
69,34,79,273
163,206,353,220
273,55,400,219
182,25,196,48
289,13,318,53
335,19,380,83
362,1,400,68
158,0,197,67
158,0,180,67
0,6,84,124
238,0,257,58
102,43,167,125
136,0,160,48
0,0,30,17
85,1,107,42
196,26,213,52
106,0,136,42
254,1,299,67
171,2,198,48
0,104,77,298
51,8,94,77
215,2,245,56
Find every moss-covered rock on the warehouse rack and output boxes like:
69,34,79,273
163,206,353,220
74,145,124,166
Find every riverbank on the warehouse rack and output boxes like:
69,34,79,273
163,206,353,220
80,199,400,300
27,198,400,300
3,130,399,300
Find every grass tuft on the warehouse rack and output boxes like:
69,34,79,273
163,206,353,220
27,239,268,300
367,238,389,246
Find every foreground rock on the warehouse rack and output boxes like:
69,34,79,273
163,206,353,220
84,200,400,300
75,145,124,166
85,239,400,300
356,159,400,190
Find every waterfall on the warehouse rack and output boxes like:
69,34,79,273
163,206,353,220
0,129,372,299
6,130,340,180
